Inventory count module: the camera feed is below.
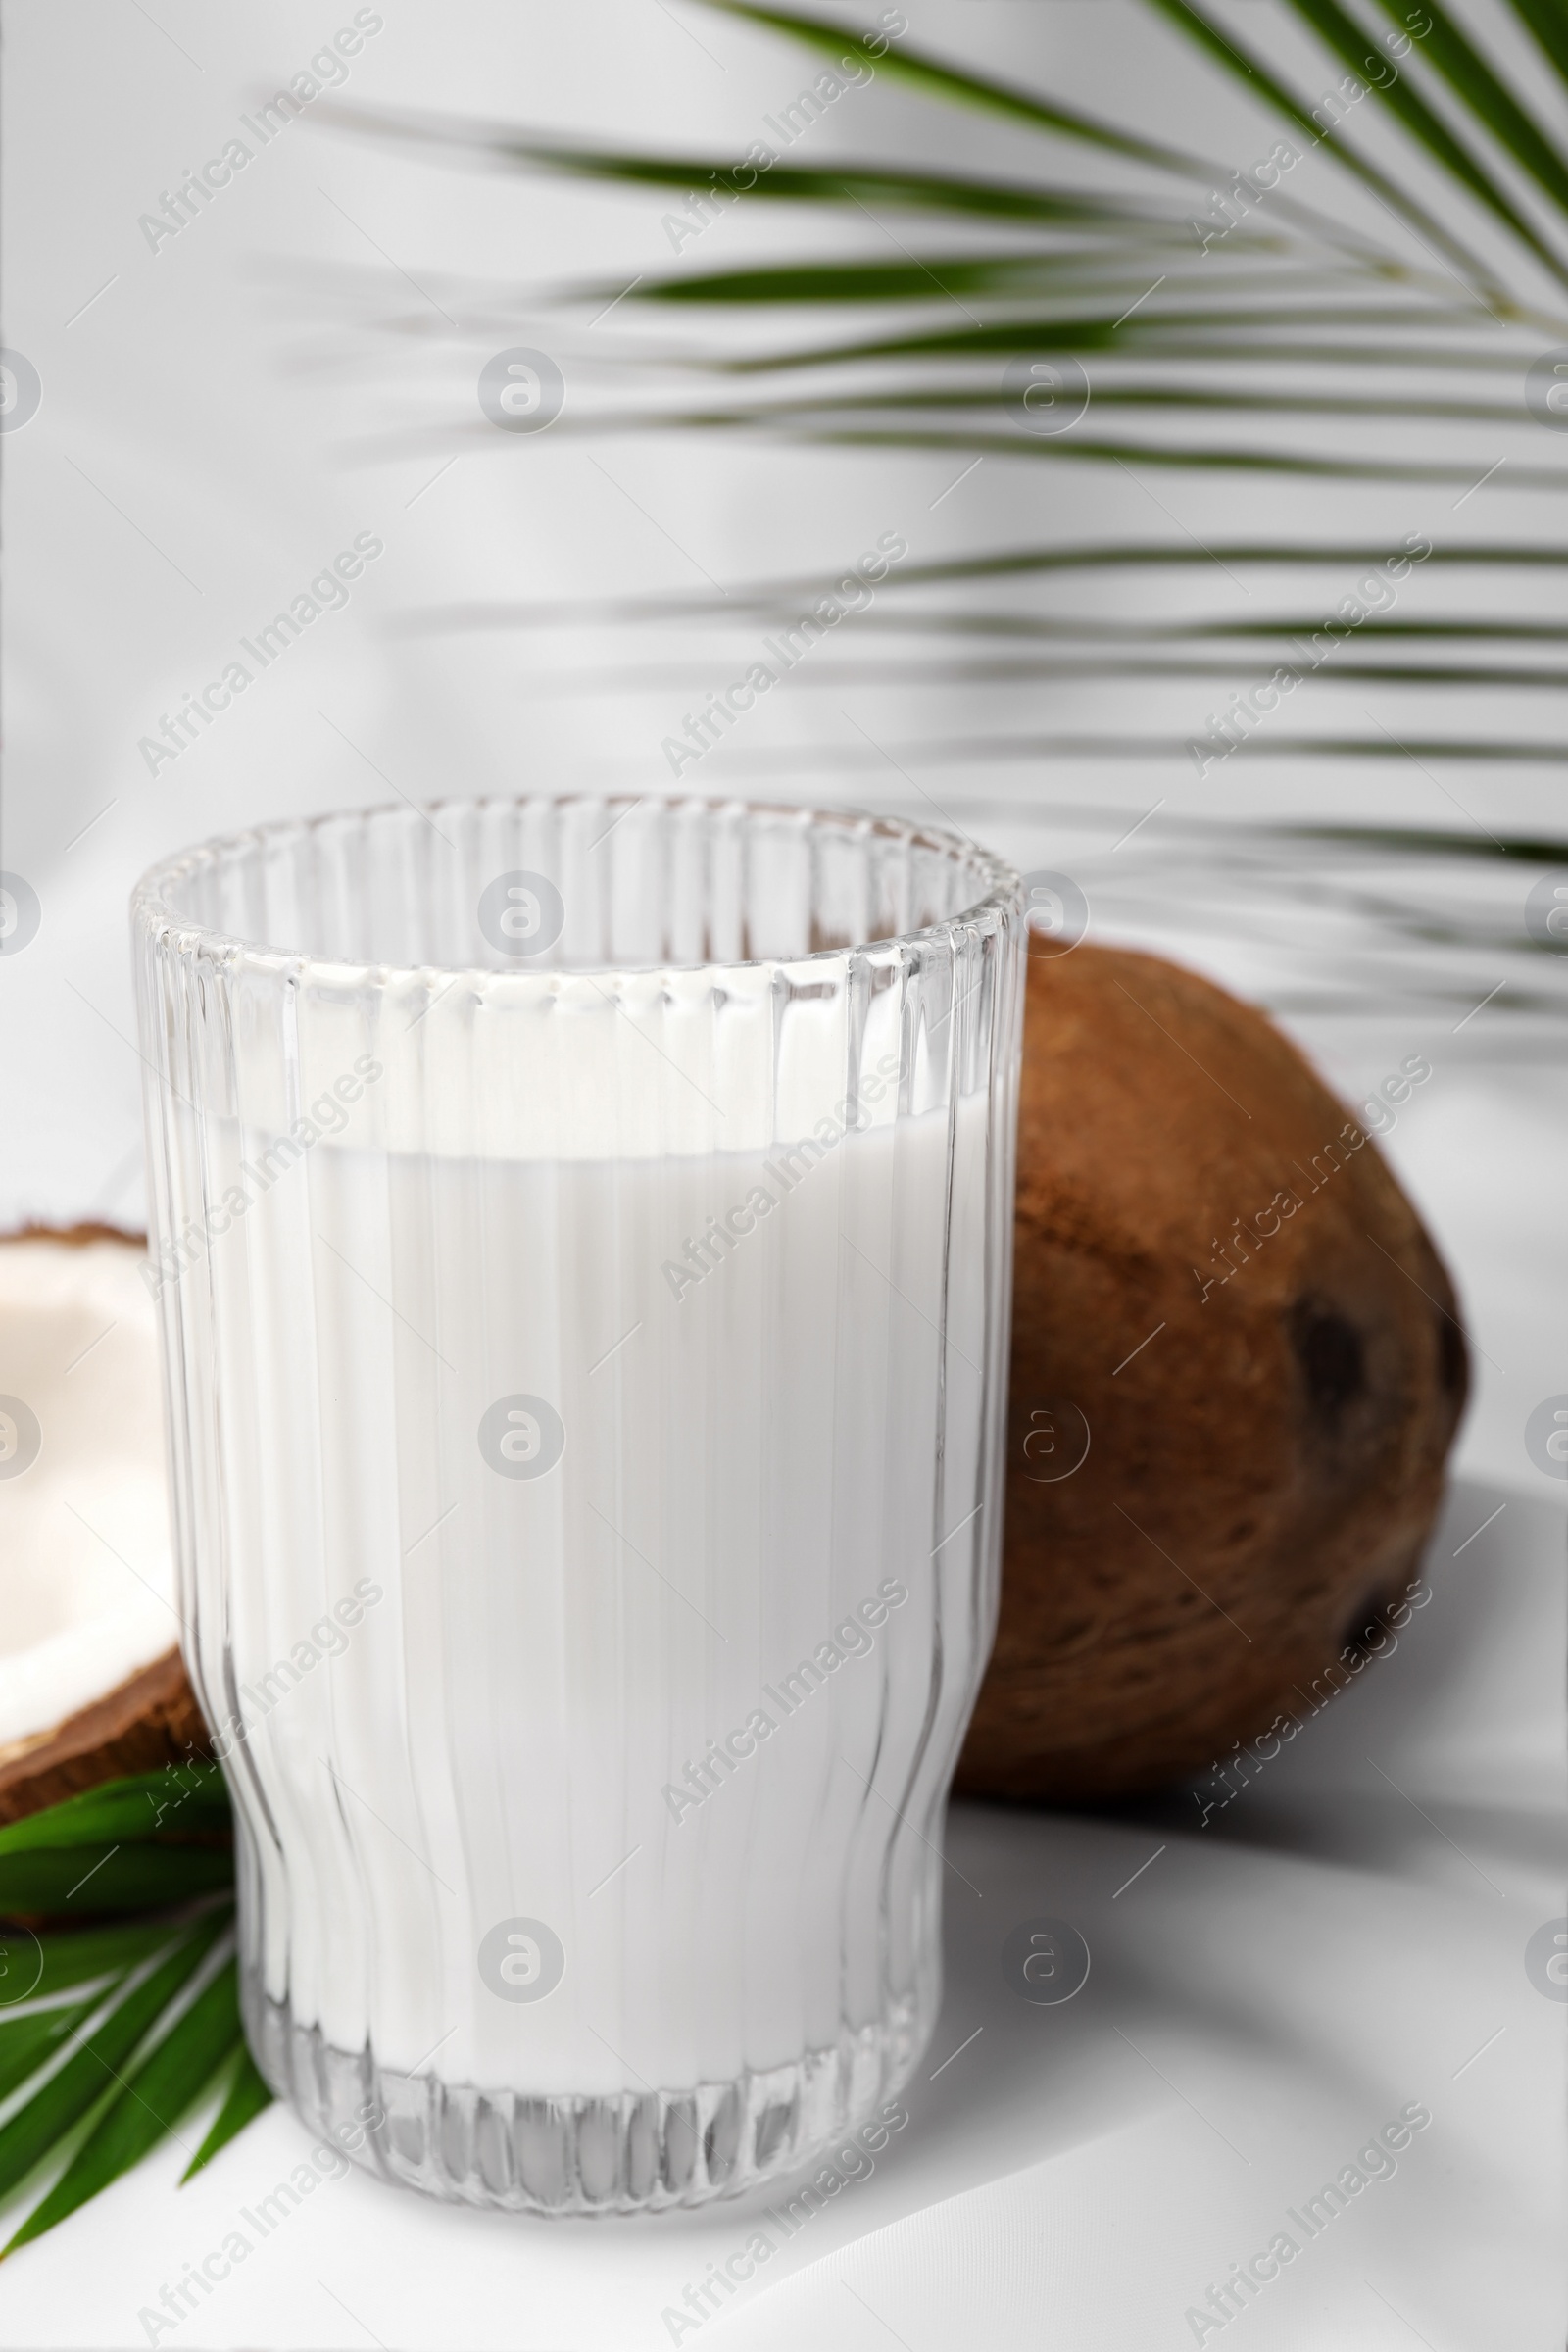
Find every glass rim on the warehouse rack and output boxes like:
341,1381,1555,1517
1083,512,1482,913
129,791,1024,984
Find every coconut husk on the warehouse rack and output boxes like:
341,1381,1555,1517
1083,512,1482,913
957,943,1466,1804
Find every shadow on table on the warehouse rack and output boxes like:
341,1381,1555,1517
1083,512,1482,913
728,1475,1562,2263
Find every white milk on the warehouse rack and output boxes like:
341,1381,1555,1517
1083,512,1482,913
190,1091,997,2136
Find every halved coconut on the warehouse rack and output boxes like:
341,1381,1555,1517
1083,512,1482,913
0,1228,207,1825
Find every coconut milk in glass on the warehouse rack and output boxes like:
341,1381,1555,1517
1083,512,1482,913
133,796,1024,2213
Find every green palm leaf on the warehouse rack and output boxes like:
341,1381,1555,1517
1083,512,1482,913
11,1917,193,2002
0,1912,228,2208
0,1763,234,1917
0,1768,230,1857
703,0,1233,177
338,0,1568,760
3,1960,243,2254
0,1845,234,1917
0,1767,273,2247
740,0,1519,285
1372,0,1568,217
340,114,1245,228
0,1995,117,2109
706,0,1489,267
1509,0,1568,95
1275,0,1568,276
180,2044,274,2183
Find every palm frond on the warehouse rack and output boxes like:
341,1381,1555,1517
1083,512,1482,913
181,2045,273,2183
0,1767,231,1857
0,1768,270,2255
328,0,1568,779
3,1958,243,2255
1508,0,1568,97
1374,0,1568,218
0,1914,228,2213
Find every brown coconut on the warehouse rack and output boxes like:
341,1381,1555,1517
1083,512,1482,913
0,1226,207,1826
956,943,1467,1805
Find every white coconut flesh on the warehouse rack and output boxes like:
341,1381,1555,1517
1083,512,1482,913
0,1238,180,1759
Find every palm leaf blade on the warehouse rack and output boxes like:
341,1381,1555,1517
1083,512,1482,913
0,1846,233,1917
699,0,1217,176
340,108,1167,222
0,1912,227,2204
1372,0,1568,217
1508,0,1568,95
4,1961,243,2254
0,1995,112,2108
24,1920,182,2001
180,2044,273,2183
1139,0,1504,282
0,1770,230,1858
1280,0,1568,272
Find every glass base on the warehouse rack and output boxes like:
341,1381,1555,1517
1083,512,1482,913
245,1979,928,2216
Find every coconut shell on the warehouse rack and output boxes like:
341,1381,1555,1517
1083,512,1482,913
956,943,1467,1805
0,1225,210,1827
0,1647,208,1828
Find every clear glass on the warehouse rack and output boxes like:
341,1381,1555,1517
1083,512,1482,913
131,797,1025,2215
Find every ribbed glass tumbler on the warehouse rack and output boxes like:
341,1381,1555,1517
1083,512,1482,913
131,797,1026,2216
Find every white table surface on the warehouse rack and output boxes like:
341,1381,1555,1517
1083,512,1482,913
2,1471,1560,2350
